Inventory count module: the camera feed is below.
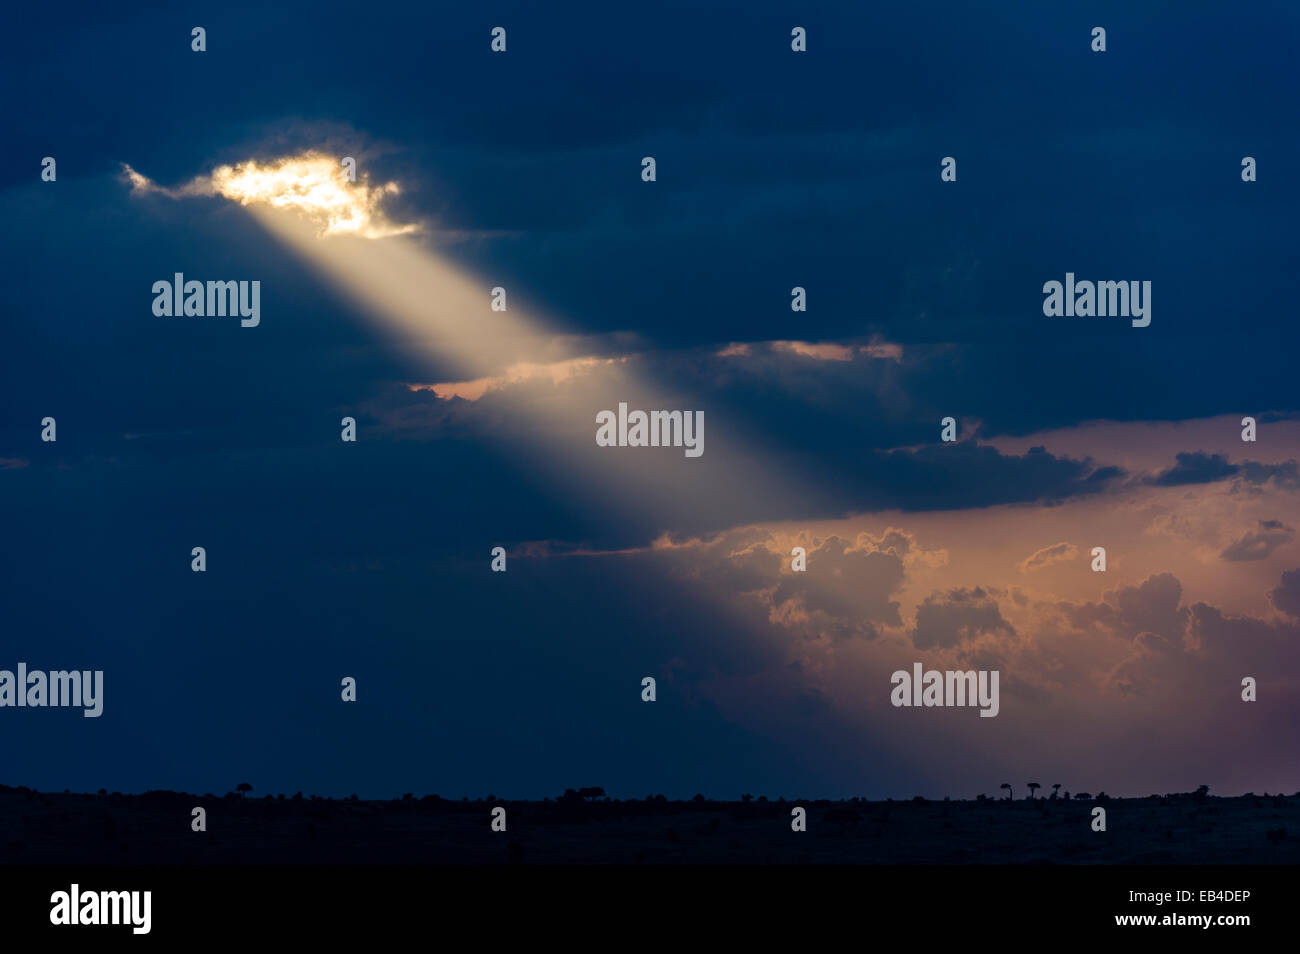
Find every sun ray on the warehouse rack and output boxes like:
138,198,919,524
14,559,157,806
125,151,822,529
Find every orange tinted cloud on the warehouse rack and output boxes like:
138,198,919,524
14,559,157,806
1017,542,1079,573
408,354,632,401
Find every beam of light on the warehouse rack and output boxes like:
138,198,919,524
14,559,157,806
125,153,1063,789
124,151,829,532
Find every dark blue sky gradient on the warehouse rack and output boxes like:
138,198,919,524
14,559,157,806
0,1,1295,798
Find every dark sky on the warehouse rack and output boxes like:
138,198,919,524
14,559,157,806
1,1,1296,800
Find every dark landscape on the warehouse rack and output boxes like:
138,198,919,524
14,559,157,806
3,785,1296,865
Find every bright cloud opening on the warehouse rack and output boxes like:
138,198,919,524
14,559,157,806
408,355,633,402
123,151,417,239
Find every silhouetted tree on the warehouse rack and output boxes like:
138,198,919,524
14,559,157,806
1027,782,1041,799
1051,783,1061,800
1195,784,1210,799
1000,783,1013,800
235,783,252,798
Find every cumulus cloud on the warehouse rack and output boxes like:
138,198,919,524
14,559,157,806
1219,520,1294,562
408,354,631,401
1061,572,1188,642
715,342,751,357
1146,452,1300,491
124,151,418,238
716,337,904,364
991,565,1300,707
911,586,1015,650
768,534,905,641
651,528,919,643
1238,459,1300,489
523,526,921,645
1017,541,1078,573
1148,452,1238,486
1270,569,1300,617
771,340,857,362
